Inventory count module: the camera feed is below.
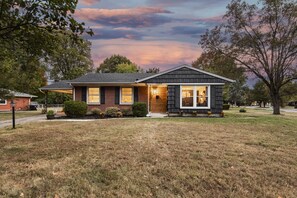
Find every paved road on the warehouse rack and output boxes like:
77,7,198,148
0,115,46,129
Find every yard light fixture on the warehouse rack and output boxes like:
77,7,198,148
10,100,15,129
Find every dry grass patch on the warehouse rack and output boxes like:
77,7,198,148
0,109,297,197
0,111,42,121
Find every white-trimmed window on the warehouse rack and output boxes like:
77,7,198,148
87,87,100,104
181,86,210,109
0,99,7,105
120,87,133,104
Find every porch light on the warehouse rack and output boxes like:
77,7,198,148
152,88,158,95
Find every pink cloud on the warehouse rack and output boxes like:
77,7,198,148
79,0,100,6
91,39,201,70
194,15,224,23
74,7,172,28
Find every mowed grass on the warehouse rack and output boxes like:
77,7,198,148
0,108,296,197
0,111,41,121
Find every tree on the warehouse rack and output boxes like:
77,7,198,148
48,33,93,80
192,51,246,83
96,55,132,73
280,82,297,106
199,0,297,114
116,63,141,73
0,0,91,40
228,81,248,106
0,45,47,96
252,80,270,107
0,0,92,96
146,67,160,74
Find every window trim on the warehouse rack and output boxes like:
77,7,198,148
180,85,211,109
120,87,134,105
0,99,7,105
87,87,101,105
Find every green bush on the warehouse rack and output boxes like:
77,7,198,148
122,109,133,117
105,107,120,117
91,108,102,115
132,102,147,117
46,110,55,116
223,104,230,110
64,101,88,118
239,108,247,113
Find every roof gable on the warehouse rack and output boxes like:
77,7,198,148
136,64,235,83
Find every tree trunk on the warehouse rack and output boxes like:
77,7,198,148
271,93,281,115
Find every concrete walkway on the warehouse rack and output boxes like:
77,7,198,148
0,114,46,129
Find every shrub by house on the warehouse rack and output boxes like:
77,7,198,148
64,101,87,118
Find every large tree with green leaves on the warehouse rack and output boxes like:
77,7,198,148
0,0,91,97
252,80,270,107
96,55,132,73
0,0,90,40
115,63,141,73
48,33,93,80
199,0,297,114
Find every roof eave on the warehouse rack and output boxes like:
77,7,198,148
136,64,236,83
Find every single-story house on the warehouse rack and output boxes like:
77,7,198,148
40,65,234,115
0,90,37,111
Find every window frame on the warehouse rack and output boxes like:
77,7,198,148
180,85,211,109
87,87,101,105
120,87,134,105
0,99,7,105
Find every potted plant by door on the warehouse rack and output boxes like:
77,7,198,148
46,110,55,120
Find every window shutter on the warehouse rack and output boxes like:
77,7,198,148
82,87,87,102
134,87,139,102
115,87,120,104
100,87,105,104
175,86,180,108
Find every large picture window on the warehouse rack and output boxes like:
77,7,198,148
120,87,133,104
181,86,210,109
88,87,100,104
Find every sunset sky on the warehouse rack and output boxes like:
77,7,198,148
75,0,257,71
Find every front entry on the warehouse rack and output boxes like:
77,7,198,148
150,86,167,113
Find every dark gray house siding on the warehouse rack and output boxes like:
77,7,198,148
167,85,224,114
143,67,226,84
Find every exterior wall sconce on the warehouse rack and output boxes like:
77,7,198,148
152,88,158,95
152,88,160,99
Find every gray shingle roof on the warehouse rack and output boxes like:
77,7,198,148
40,81,73,90
71,73,154,83
0,89,37,98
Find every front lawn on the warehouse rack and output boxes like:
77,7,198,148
0,108,296,197
0,111,42,121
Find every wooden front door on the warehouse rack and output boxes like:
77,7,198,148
150,86,167,113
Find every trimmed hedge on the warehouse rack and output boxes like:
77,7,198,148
64,101,88,118
223,104,230,110
132,102,147,117
122,109,133,117
105,107,121,117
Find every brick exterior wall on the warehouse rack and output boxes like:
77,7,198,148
0,98,31,111
74,86,148,111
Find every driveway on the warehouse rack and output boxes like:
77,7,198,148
0,114,46,129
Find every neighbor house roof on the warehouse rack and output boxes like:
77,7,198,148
70,73,154,84
0,89,37,98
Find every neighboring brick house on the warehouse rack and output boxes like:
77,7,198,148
0,90,37,111
40,65,234,115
